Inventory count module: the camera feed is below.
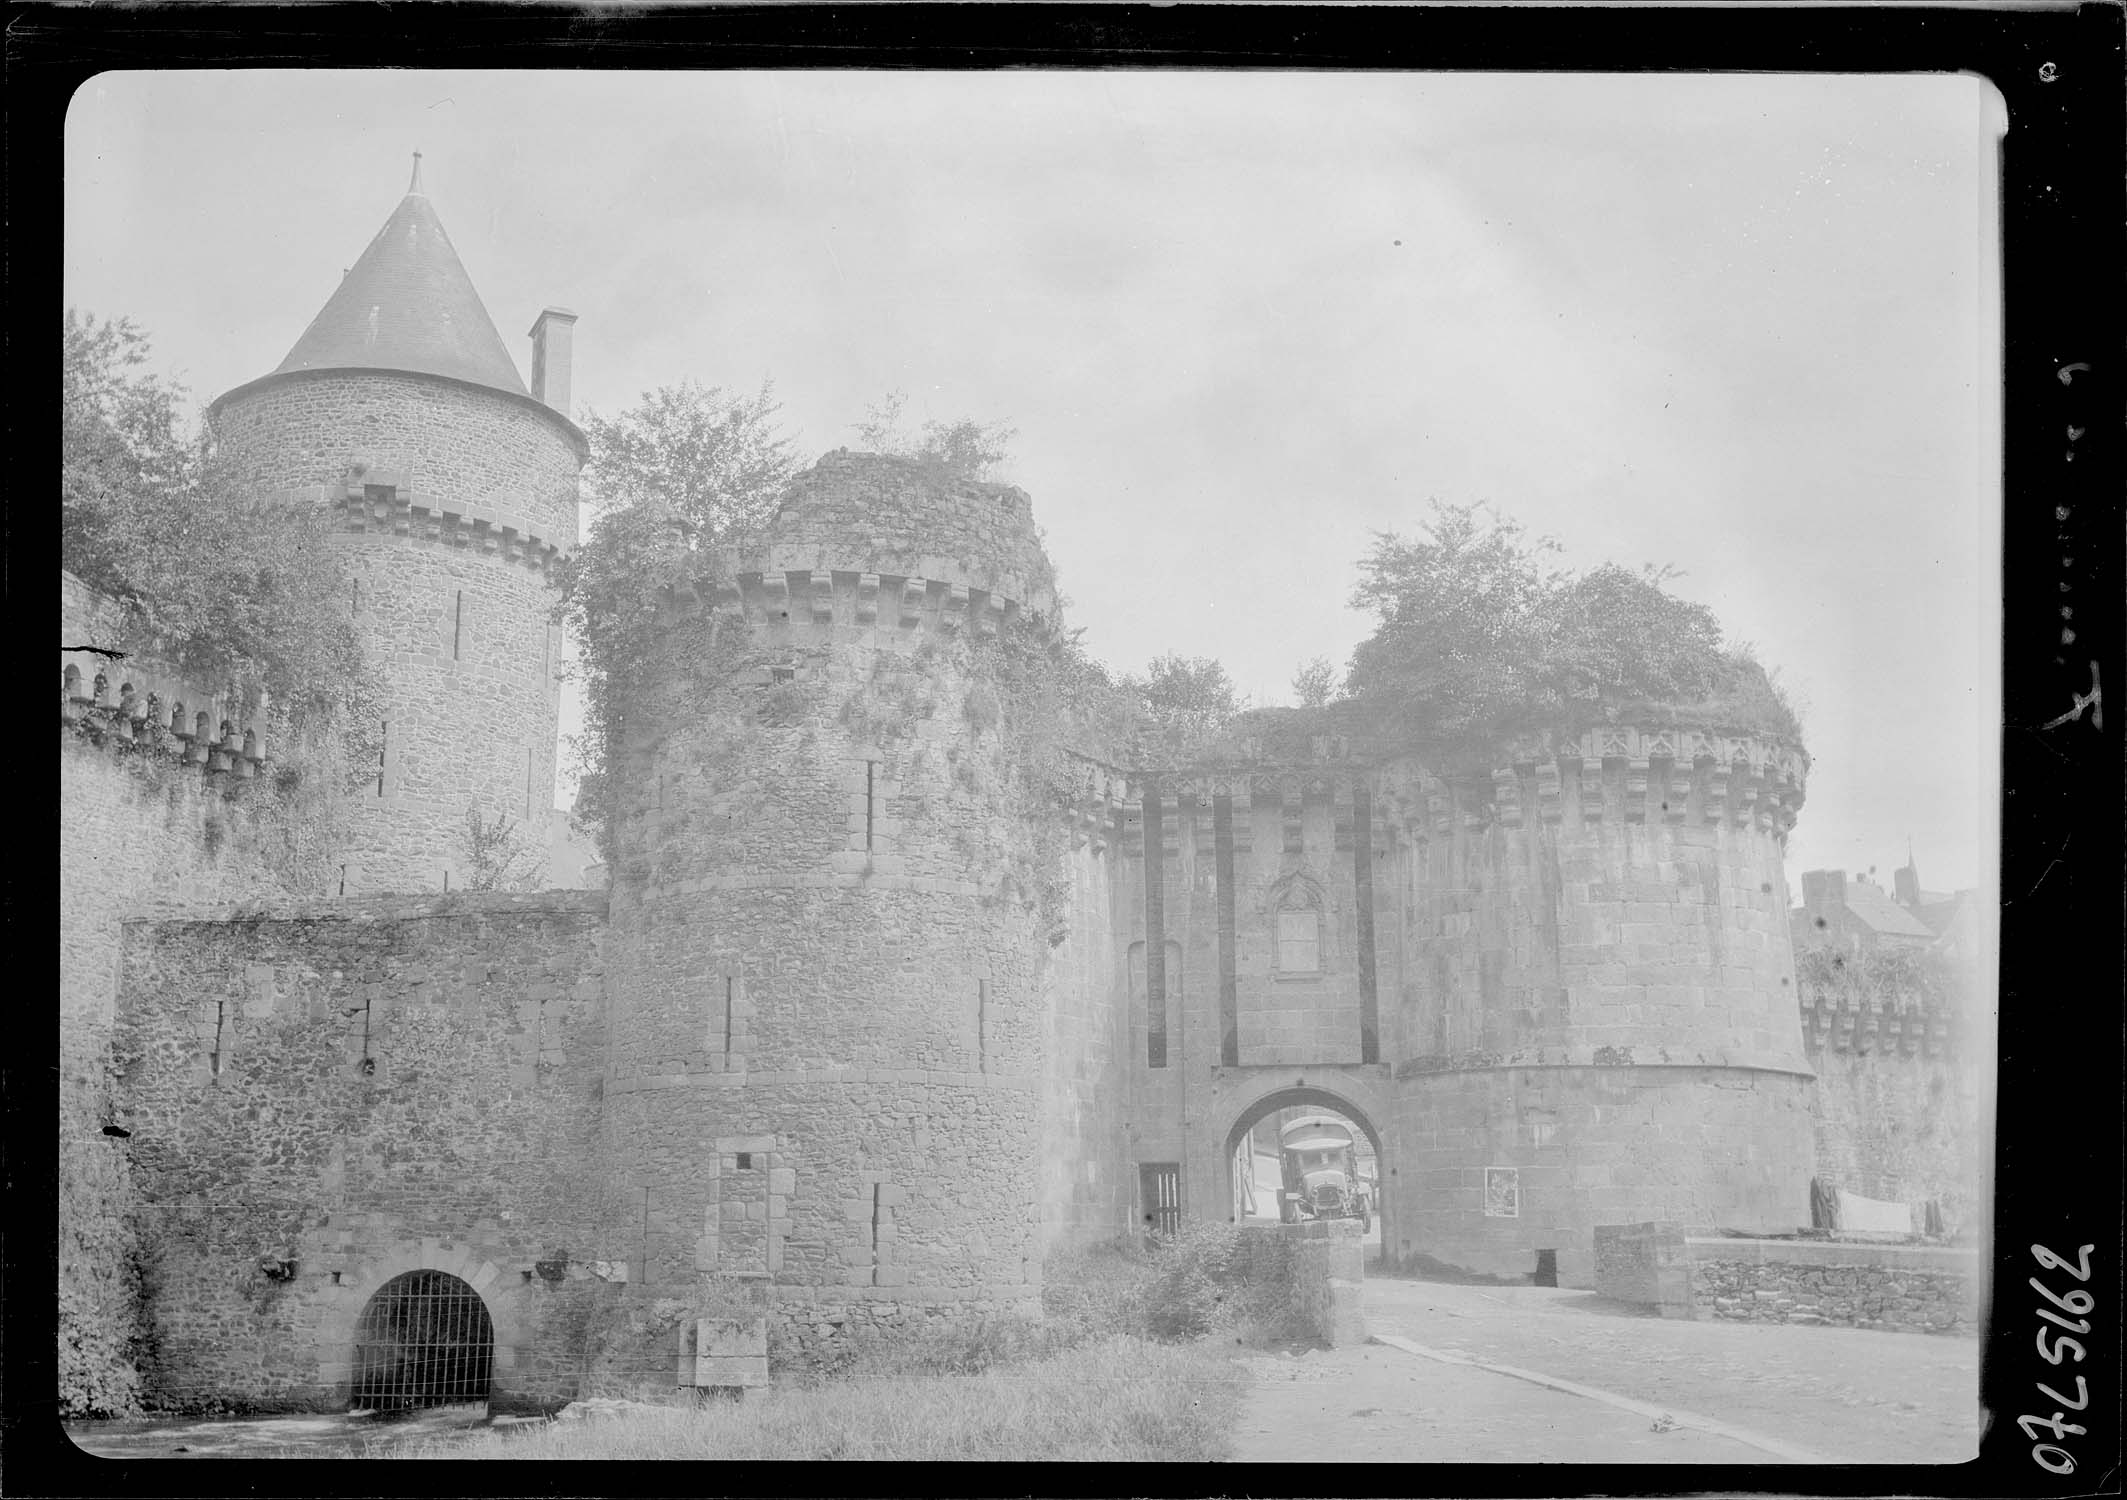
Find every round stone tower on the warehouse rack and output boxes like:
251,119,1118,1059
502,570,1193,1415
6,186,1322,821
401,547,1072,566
1380,724,1812,1287
596,450,1062,1357
206,157,585,893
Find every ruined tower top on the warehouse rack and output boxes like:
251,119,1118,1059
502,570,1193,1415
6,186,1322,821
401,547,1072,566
741,449,1059,622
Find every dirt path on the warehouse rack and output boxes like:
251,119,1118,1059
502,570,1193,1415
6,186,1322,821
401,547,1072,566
1228,1340,1769,1464
1356,1277,1979,1465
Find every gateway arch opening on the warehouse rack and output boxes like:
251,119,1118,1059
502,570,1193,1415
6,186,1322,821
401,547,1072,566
1225,1088,1384,1259
350,1269,495,1412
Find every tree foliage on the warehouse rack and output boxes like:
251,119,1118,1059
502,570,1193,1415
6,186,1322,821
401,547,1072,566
1290,656,1339,710
1345,500,1799,752
555,381,801,859
577,379,796,538
62,310,368,733
853,389,1018,479
1119,653,1246,760
461,804,541,892
1793,942,1951,1008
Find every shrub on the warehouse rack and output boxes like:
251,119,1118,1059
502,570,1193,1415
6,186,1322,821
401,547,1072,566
64,310,374,738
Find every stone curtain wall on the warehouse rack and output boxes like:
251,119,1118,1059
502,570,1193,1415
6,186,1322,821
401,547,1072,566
1804,1010,1985,1241
61,573,344,1414
110,893,609,1412
209,370,579,894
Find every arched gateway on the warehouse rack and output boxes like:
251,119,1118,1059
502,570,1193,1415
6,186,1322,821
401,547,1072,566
351,1270,496,1411
1222,1085,1386,1232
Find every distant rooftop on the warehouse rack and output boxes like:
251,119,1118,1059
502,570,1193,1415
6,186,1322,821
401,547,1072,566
1842,878,1936,940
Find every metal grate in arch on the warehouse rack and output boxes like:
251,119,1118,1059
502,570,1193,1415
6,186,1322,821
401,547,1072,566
351,1269,495,1411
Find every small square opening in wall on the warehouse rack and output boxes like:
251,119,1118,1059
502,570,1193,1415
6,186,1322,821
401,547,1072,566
768,667,795,684
1534,1249,1558,1287
735,1152,753,1170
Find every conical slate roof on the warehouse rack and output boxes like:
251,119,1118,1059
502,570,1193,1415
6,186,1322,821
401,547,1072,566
269,166,528,397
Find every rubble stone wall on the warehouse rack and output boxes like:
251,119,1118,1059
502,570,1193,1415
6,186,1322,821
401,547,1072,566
1687,1238,1979,1335
110,893,609,1412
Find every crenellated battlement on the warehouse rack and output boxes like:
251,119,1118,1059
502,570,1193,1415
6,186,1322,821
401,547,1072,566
1797,980,1963,1059
653,565,1055,643
61,652,271,775
61,573,272,775
1377,723,1808,842
317,469,567,571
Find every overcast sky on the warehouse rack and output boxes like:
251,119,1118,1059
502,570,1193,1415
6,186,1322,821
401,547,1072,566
65,69,2002,894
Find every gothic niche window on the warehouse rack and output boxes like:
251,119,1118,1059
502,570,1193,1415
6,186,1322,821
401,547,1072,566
1269,871,1328,978
1276,909,1322,975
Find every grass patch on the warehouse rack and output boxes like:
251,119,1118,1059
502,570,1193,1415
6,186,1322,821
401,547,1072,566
390,1335,1243,1461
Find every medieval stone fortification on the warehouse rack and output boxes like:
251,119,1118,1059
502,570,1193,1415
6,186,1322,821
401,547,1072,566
58,173,1981,1413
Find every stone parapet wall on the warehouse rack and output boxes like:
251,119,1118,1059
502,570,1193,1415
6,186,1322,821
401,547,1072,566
1687,1239,1977,1334
1236,1218,1367,1346
1595,1226,1978,1335
1593,1221,1692,1308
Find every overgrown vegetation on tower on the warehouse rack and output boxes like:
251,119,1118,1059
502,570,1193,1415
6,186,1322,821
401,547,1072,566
554,381,800,861
1341,500,1803,754
557,382,1036,860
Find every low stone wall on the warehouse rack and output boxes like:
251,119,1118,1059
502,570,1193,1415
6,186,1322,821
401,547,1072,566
1595,1224,1977,1335
1686,1238,1978,1334
1238,1219,1366,1346
1593,1222,1691,1310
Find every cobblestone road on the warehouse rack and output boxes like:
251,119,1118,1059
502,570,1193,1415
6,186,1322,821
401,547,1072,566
1232,1276,1980,1466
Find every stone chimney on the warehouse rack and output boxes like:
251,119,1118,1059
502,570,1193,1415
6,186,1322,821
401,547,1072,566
1801,870,1848,915
528,307,578,416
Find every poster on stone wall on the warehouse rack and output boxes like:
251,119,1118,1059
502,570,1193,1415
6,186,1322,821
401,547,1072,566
1484,1167,1520,1218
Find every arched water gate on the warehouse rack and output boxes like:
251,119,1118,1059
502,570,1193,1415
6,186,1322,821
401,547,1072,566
351,1269,496,1411
1221,1085,1387,1235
